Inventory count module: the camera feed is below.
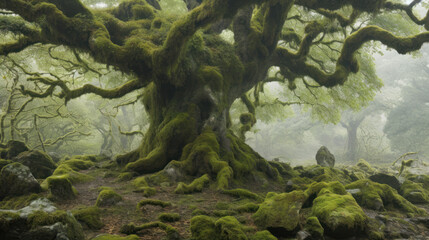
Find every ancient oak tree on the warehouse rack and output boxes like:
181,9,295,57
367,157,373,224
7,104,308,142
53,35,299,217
1,0,429,188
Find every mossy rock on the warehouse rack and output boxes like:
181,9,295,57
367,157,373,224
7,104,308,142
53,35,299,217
91,234,139,240
0,193,40,210
117,172,134,182
0,162,41,200
72,206,104,230
137,199,171,209
46,175,77,200
315,146,335,167
0,198,84,240
222,188,262,202
311,192,367,238
96,190,122,207
14,150,57,179
406,174,429,190
400,180,429,204
300,165,352,185
235,203,259,213
249,230,278,240
252,191,307,237
158,212,180,222
5,140,29,159
303,216,324,240
60,159,94,171
49,164,93,184
190,215,248,240
356,159,376,174
368,173,400,191
346,179,426,216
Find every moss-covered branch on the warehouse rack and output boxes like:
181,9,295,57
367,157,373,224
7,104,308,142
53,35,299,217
385,0,429,30
274,26,429,87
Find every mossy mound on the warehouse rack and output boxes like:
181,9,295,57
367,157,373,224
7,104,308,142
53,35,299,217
60,159,94,171
174,174,209,194
300,165,352,185
303,216,324,240
249,230,278,240
0,198,84,240
72,206,104,230
95,190,123,207
48,164,93,184
406,174,429,190
14,150,57,179
222,188,263,202
117,172,134,182
91,234,139,240
190,215,248,240
158,212,180,222
311,192,367,238
0,193,40,210
356,159,376,175
137,199,171,209
345,179,426,216
252,191,307,237
46,175,78,200
400,180,429,204
0,162,41,200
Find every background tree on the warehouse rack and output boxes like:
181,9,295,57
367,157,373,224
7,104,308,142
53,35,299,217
2,0,429,188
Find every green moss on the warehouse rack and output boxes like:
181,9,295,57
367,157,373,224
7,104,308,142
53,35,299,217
49,164,93,184
174,174,209,194
14,150,57,179
96,190,122,207
132,5,154,19
346,179,426,216
137,199,171,209
304,217,324,239
311,193,367,238
117,172,134,182
120,221,178,237
132,176,148,188
91,234,139,240
356,159,376,174
198,66,224,91
235,203,259,213
0,193,40,209
222,188,262,202
72,206,104,229
60,159,94,171
46,175,77,200
212,209,237,217
158,212,180,222
301,165,352,185
215,202,231,210
400,180,429,204
252,191,307,232
27,209,84,240
192,208,209,216
190,215,217,240
249,230,277,240
305,181,348,197
216,216,248,240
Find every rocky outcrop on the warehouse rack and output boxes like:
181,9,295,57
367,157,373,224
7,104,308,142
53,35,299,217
315,146,335,168
0,162,41,200
14,150,57,179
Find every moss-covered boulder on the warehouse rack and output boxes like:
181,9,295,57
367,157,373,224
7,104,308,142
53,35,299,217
303,217,324,240
311,192,367,238
345,179,425,216
369,173,400,191
315,146,335,167
46,175,77,200
72,206,104,230
47,164,93,184
14,150,57,179
4,140,29,159
0,159,12,170
400,180,429,204
96,189,122,207
300,165,352,185
252,191,307,237
356,159,376,174
190,215,248,240
0,162,41,200
249,230,278,240
0,198,84,240
60,159,94,171
158,212,180,222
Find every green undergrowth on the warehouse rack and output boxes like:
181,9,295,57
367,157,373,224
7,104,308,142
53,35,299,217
137,199,172,209
0,193,40,209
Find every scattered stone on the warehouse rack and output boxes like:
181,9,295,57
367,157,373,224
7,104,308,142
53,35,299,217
14,150,57,179
252,191,307,237
0,162,41,200
369,173,401,191
72,206,104,230
46,175,77,200
95,189,122,207
315,146,335,167
0,198,84,240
